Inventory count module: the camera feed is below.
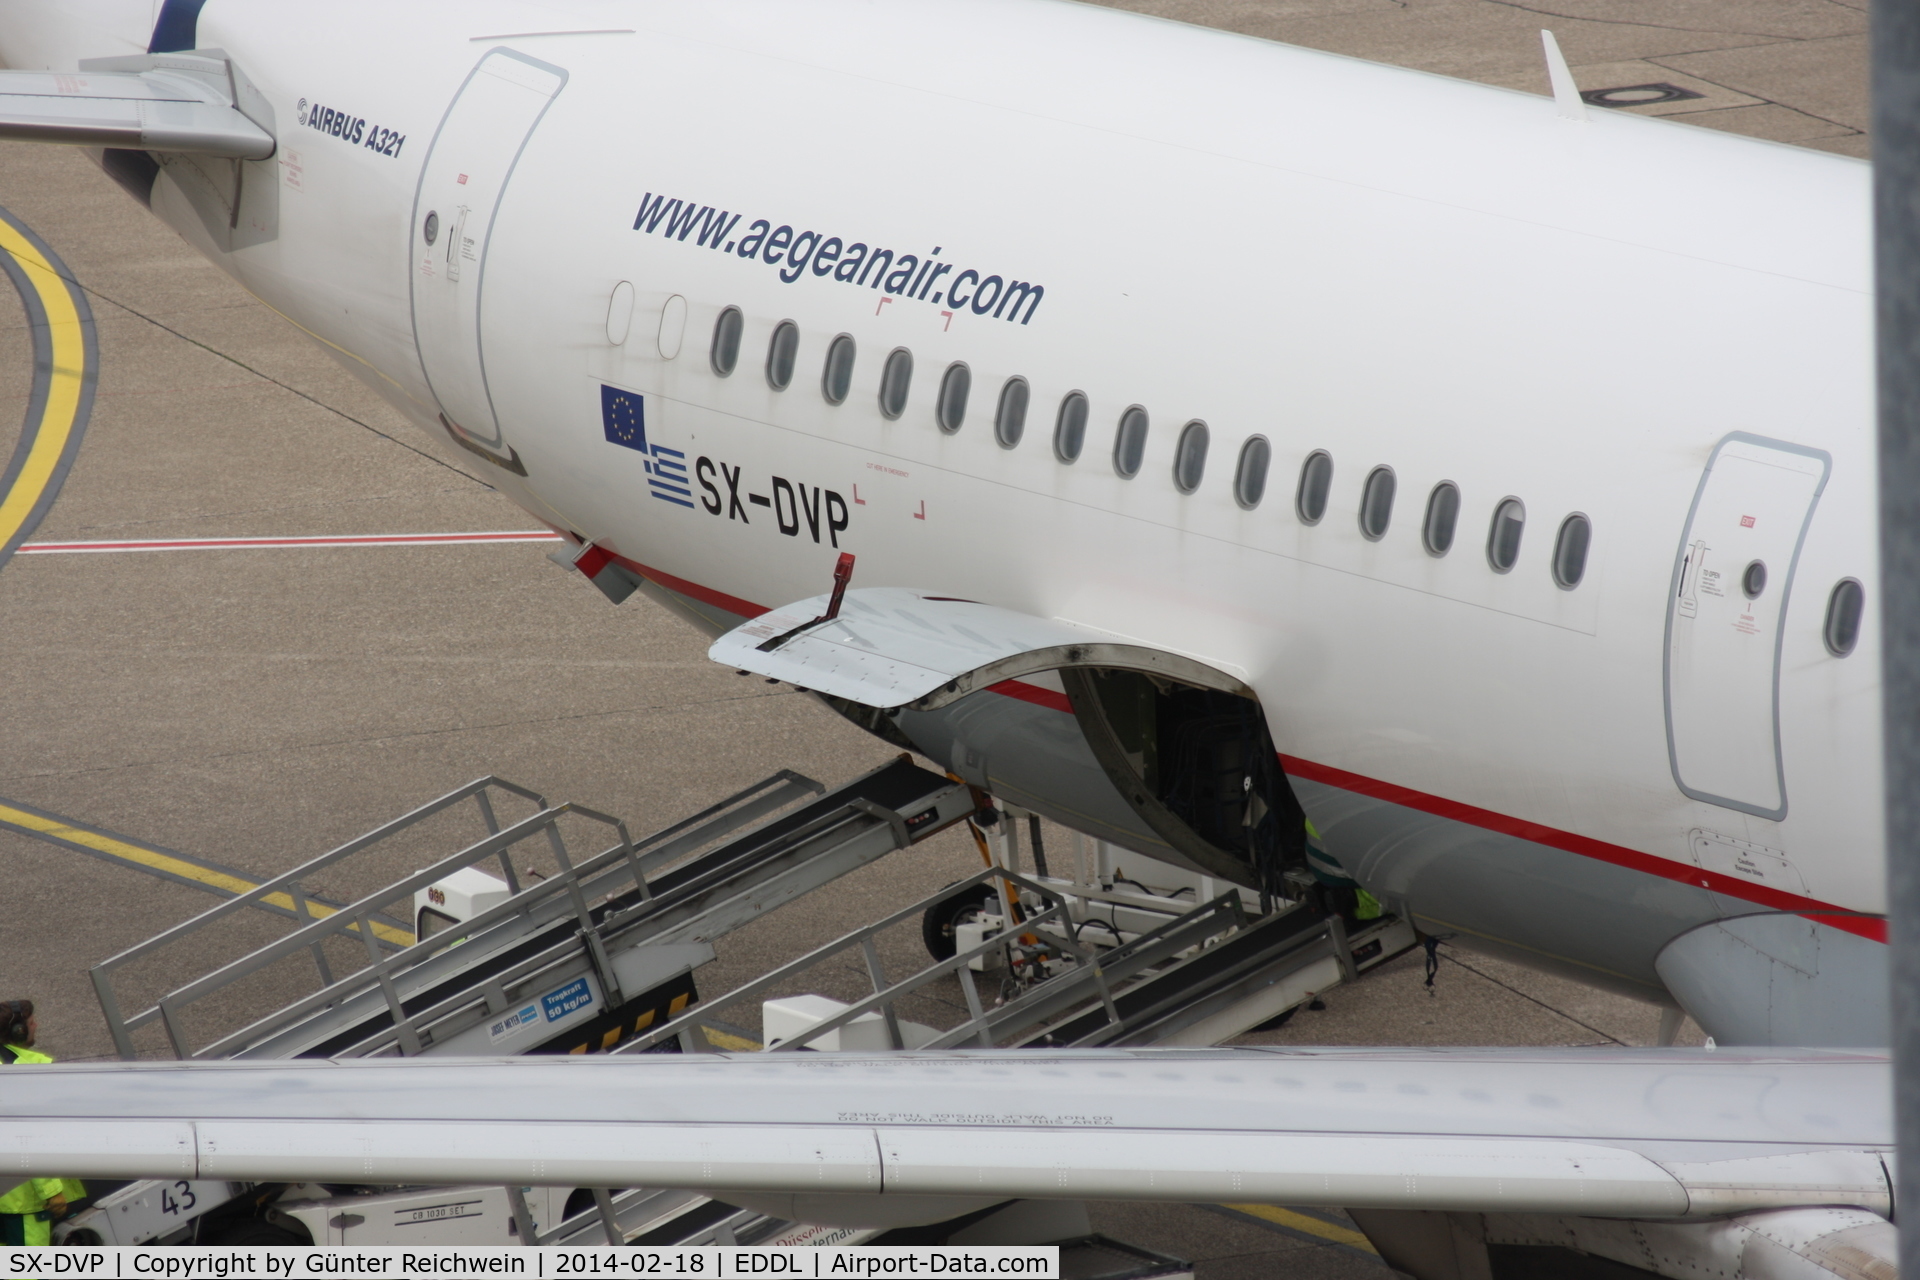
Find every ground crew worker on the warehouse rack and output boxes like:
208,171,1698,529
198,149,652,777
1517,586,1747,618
0,1001,85,1245
1305,819,1382,923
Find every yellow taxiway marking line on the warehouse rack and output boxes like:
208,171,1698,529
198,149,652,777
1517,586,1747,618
1221,1204,1378,1253
700,1026,763,1052
0,800,413,947
0,212,86,551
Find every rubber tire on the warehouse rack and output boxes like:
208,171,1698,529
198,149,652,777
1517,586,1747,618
921,882,999,961
210,1220,307,1247
563,1188,631,1224
1246,1005,1299,1034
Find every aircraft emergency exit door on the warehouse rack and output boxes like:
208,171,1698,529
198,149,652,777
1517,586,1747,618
1664,433,1829,819
409,49,567,452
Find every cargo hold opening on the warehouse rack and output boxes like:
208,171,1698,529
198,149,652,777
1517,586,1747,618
1062,668,1307,901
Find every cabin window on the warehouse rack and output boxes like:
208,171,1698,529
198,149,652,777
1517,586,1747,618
1296,451,1332,525
1173,421,1209,494
766,320,799,390
1487,498,1526,572
1825,578,1865,656
1055,391,1088,462
1113,406,1149,479
1234,436,1271,510
879,348,913,419
937,363,971,433
1422,482,1460,556
1358,466,1396,540
1551,513,1591,589
996,377,1030,448
1742,560,1768,599
710,306,743,377
821,333,856,405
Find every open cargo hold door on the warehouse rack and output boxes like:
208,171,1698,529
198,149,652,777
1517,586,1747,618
1061,668,1305,898
711,587,1307,893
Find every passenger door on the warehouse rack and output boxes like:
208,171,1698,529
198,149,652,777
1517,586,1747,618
409,48,567,452
1664,433,1830,819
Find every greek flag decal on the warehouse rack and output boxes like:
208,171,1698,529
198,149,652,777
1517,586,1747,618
601,385,693,508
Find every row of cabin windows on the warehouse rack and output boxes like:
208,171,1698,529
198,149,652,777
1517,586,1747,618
715,309,1238,492
1299,452,1590,589
707,308,1867,635
713,307,1594,586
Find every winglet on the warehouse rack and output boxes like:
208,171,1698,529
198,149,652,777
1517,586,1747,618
1540,30,1585,122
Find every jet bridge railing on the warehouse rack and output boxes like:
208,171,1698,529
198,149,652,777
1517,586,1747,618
89,770,823,1060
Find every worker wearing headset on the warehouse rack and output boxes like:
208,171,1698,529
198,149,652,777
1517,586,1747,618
0,1001,85,1245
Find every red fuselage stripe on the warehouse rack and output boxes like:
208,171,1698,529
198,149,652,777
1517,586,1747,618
990,690,1886,938
609,550,771,622
1276,754,1885,942
624,562,1887,942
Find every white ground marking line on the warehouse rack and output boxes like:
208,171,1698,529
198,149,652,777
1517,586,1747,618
17,531,568,553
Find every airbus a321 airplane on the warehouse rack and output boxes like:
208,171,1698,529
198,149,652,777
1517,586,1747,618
0,0,1898,1274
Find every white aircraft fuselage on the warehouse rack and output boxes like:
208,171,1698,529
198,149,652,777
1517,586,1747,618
0,0,1886,1044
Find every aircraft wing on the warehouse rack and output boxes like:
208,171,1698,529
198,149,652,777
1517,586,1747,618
0,1047,1891,1222
0,64,273,158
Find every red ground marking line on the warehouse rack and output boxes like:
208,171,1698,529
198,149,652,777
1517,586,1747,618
554,562,1893,942
17,532,567,553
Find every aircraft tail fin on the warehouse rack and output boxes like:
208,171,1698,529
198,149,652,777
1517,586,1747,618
1540,30,1586,122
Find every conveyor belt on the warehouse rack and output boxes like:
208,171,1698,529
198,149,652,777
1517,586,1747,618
89,758,968,1063
270,760,950,1056
275,759,966,1059
1024,904,1337,1046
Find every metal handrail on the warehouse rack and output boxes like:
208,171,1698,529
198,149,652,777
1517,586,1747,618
91,769,823,1060
197,774,832,1059
198,828,643,1060
334,934,592,1059
99,777,545,973
615,866,1096,1054
935,892,1253,1049
587,796,901,944
89,777,549,1058
155,803,623,1057
618,873,1288,1056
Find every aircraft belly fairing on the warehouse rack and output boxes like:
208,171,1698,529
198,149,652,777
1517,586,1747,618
1657,914,1891,1048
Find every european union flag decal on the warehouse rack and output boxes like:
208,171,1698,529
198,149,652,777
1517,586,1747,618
601,384,694,509
602,385,647,451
